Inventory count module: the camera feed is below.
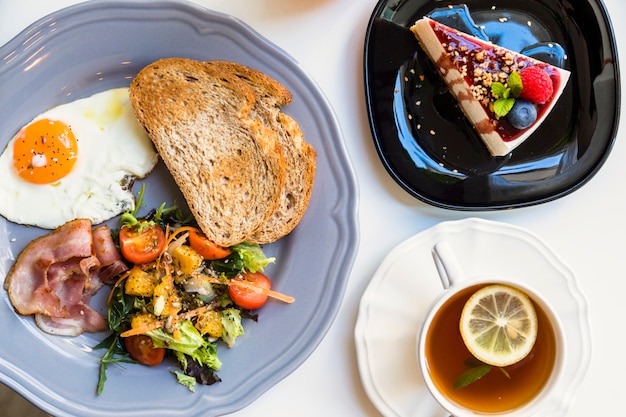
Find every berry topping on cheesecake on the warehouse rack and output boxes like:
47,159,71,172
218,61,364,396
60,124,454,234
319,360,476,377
410,17,570,157
518,66,554,103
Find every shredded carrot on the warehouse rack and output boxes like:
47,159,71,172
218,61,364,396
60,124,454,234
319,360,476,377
194,274,295,304
107,269,132,305
120,305,211,337
120,319,163,337
165,225,198,248
156,225,198,264
112,224,294,341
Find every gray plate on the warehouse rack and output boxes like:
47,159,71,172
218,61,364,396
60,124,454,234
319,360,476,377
0,1,359,416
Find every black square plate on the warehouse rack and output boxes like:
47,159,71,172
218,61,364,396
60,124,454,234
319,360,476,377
364,0,620,209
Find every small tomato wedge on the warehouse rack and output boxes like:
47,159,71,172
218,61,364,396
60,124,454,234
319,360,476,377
228,272,272,310
124,334,166,366
189,228,232,260
119,222,166,264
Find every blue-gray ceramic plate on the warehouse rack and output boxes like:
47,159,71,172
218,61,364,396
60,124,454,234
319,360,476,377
365,0,619,209
0,1,358,416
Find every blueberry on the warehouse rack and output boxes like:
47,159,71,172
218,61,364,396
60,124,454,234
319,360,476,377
507,100,537,130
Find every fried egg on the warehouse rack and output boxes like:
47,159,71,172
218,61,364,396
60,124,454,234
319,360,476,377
0,88,158,229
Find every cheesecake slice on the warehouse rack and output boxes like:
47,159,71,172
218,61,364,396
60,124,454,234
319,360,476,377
410,17,570,157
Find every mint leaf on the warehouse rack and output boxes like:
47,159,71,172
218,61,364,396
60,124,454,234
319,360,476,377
463,356,485,368
454,364,493,389
454,356,514,390
494,97,515,117
491,81,507,98
508,71,523,97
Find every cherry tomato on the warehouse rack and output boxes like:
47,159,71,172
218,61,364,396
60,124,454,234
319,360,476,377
119,222,166,264
188,228,232,260
228,272,272,310
124,334,165,366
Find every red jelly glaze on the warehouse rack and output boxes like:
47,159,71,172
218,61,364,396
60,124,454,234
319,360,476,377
430,20,562,142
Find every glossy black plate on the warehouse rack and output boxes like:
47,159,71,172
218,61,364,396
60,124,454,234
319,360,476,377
364,0,620,209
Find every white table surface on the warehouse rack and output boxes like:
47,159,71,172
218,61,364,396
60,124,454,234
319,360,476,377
1,0,624,416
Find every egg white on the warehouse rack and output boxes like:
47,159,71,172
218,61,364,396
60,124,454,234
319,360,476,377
0,88,158,229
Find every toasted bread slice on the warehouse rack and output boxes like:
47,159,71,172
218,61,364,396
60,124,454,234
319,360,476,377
207,61,317,244
129,58,286,247
249,112,316,243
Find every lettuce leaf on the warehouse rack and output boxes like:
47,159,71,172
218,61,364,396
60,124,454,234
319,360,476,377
149,320,221,370
233,242,275,273
172,370,197,392
221,308,245,347
212,242,275,277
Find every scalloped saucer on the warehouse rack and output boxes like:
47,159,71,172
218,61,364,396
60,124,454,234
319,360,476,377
355,218,590,417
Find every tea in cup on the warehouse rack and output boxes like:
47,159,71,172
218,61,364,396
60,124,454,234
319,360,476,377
417,242,564,415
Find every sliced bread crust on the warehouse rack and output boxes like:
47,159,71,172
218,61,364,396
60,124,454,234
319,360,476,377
129,58,286,247
207,61,317,244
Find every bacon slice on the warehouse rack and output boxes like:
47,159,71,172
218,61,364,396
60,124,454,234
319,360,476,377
4,218,126,336
92,225,128,285
35,304,108,336
5,219,95,317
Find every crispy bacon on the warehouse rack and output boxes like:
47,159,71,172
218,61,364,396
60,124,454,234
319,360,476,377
92,225,128,285
4,219,95,317
34,304,108,336
4,218,127,336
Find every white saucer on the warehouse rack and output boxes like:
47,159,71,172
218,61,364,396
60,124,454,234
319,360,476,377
355,218,590,417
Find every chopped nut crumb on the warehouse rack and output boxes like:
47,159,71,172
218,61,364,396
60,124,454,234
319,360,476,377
433,22,550,124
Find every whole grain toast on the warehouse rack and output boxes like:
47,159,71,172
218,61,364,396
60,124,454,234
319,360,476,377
206,61,316,244
129,58,286,247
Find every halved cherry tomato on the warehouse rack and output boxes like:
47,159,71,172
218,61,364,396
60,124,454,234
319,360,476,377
228,272,272,310
119,222,166,264
124,334,165,366
188,228,232,260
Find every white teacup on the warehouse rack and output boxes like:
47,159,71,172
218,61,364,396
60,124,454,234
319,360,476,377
416,241,565,416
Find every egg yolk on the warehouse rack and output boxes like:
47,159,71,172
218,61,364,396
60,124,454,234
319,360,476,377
12,118,78,184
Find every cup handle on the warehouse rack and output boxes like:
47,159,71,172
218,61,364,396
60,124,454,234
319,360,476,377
432,241,464,289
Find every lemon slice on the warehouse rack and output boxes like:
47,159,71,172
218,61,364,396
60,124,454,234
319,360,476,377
459,284,538,367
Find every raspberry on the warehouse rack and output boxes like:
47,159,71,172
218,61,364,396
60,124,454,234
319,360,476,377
519,66,553,104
